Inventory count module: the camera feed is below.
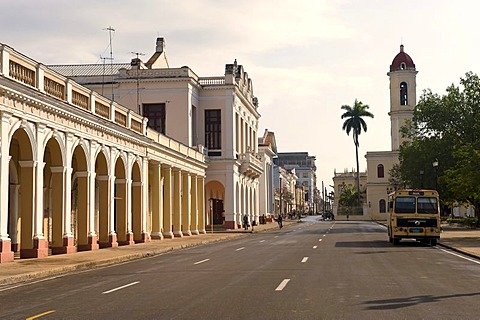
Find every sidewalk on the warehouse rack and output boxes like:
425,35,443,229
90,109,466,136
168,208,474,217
0,220,478,287
0,220,292,287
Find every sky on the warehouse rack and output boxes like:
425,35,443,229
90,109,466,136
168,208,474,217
1,0,478,193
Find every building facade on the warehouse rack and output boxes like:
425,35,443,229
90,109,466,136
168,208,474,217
0,43,206,263
51,38,263,229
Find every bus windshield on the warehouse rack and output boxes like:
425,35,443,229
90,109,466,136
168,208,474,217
394,196,438,214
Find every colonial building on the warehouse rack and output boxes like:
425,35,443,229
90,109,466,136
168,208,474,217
332,169,367,217
257,129,277,220
274,152,318,214
51,38,263,229
0,43,206,263
332,45,416,220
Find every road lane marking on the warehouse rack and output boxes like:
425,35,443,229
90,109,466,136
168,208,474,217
301,257,309,263
259,240,265,243
313,245,318,249
275,279,291,291
323,234,326,237
438,248,480,265
102,281,139,294
194,259,210,265
319,239,323,242
26,310,56,320
275,236,279,238
236,247,245,251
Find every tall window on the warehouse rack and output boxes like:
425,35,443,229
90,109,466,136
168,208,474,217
143,103,166,134
400,82,408,105
205,109,221,150
191,105,197,146
377,164,384,178
379,199,386,213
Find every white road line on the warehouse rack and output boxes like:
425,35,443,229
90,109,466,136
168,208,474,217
275,279,291,291
301,257,309,263
236,247,245,251
319,239,323,242
275,236,279,238
438,248,480,265
313,245,318,249
323,234,326,237
102,281,139,294
194,259,210,265
259,240,265,243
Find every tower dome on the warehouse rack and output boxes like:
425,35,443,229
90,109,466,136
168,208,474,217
390,45,415,72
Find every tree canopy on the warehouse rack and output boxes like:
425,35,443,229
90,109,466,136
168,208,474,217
399,72,480,217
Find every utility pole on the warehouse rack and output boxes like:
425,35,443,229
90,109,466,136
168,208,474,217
131,51,145,114
104,26,115,101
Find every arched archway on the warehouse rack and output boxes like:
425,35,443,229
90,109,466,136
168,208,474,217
132,160,145,242
115,156,130,245
95,151,114,248
72,143,97,251
205,181,224,225
44,136,69,254
9,127,45,258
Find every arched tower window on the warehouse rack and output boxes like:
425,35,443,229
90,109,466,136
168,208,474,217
400,62,406,70
377,164,384,178
400,82,408,106
379,199,386,213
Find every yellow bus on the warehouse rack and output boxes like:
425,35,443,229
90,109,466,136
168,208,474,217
387,189,441,245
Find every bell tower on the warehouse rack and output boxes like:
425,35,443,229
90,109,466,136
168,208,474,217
388,45,418,151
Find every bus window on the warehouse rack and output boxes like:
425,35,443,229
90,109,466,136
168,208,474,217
417,197,438,214
394,197,416,213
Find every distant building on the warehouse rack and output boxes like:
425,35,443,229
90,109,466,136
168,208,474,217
274,152,318,214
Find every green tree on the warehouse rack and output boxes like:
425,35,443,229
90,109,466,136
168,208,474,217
399,72,480,218
341,99,374,204
338,184,359,216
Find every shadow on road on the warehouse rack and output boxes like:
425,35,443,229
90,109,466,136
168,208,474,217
334,240,432,248
362,291,480,310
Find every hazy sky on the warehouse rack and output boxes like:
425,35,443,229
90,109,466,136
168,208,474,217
1,0,478,192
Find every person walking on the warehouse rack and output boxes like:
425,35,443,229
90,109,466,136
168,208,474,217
243,214,249,231
277,214,283,229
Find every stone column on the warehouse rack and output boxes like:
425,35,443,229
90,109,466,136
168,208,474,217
162,166,174,239
0,112,14,262
151,163,163,240
173,168,183,237
190,174,199,235
181,172,191,236
198,176,206,234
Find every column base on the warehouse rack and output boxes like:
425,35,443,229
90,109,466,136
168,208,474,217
0,239,14,263
78,235,100,251
151,232,164,240
163,231,174,239
99,234,118,248
118,233,135,246
20,238,49,259
173,230,183,238
224,221,236,229
199,229,207,234
191,229,199,235
182,230,192,236
135,232,151,243
52,236,77,255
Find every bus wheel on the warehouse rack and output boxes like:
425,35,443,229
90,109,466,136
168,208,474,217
393,238,400,245
430,239,437,246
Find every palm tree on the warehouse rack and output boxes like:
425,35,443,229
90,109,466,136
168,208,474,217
341,99,374,206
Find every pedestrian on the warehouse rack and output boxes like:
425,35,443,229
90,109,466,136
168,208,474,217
243,214,249,231
277,214,283,229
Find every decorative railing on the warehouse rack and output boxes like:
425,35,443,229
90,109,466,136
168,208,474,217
44,77,65,99
1,44,153,138
198,77,225,86
72,90,89,110
9,60,35,87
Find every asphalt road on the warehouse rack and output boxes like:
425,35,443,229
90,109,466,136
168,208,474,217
2,217,480,320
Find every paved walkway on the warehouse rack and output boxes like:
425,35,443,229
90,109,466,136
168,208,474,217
0,220,478,287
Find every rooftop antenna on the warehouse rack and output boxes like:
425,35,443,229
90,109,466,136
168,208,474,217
131,51,145,114
100,55,113,96
104,26,115,101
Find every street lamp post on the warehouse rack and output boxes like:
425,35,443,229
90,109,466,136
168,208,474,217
420,170,424,189
432,159,439,191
